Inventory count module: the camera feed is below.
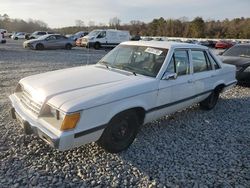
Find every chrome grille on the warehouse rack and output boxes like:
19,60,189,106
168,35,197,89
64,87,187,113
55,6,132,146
19,89,42,115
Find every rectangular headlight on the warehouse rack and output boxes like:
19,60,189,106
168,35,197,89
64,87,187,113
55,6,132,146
42,104,80,131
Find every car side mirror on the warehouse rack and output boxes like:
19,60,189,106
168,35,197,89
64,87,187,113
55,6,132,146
162,72,177,80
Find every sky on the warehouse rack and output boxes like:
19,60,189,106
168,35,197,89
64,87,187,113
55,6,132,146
0,0,249,28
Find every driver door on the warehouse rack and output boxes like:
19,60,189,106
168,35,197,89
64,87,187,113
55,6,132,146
96,31,107,45
45,35,57,49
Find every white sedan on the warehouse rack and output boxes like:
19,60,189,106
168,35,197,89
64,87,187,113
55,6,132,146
9,41,237,153
11,32,26,40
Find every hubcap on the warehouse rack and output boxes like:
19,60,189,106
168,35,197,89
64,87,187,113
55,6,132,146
112,120,130,141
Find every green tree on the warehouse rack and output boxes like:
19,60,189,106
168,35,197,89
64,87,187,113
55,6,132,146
190,17,205,38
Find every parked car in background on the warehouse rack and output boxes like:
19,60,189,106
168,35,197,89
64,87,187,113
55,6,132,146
11,32,26,40
0,31,6,43
197,40,216,48
81,29,130,49
66,31,88,41
0,29,11,38
215,41,234,49
23,34,75,50
25,33,31,40
10,41,236,153
76,37,83,47
28,31,55,39
220,44,250,84
130,35,141,41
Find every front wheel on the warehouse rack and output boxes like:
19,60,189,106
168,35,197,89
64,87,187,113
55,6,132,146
36,43,44,50
97,111,140,153
94,42,101,50
200,90,220,110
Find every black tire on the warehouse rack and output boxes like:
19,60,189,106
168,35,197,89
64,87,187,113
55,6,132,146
36,43,44,50
200,89,220,110
94,42,101,50
15,37,18,40
65,43,72,50
97,111,140,153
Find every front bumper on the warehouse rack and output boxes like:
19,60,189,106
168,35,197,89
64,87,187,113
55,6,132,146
81,41,95,48
23,43,35,49
9,94,67,150
1,39,6,43
236,70,250,84
10,107,59,148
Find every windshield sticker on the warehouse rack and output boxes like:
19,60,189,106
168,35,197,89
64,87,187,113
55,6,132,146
145,47,163,55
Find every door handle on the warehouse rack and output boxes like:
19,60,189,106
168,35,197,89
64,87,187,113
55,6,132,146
188,79,194,83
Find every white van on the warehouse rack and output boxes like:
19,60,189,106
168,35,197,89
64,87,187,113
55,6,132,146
81,29,130,49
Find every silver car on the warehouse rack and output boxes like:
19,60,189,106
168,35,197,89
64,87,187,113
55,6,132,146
23,34,75,50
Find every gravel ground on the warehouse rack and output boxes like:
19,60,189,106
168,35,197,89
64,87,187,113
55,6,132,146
0,40,249,188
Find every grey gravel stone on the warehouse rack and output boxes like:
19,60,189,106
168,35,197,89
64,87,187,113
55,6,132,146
0,40,250,188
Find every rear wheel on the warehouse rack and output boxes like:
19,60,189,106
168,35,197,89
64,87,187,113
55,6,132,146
200,89,220,110
97,111,140,153
36,43,44,50
65,43,72,50
15,37,18,40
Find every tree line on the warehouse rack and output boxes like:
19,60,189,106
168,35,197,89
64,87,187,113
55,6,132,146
1,13,250,39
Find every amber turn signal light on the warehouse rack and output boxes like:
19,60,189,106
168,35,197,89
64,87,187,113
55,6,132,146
60,113,80,131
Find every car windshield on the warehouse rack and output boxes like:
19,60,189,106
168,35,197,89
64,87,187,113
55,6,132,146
75,31,83,35
98,45,168,77
88,30,101,37
223,45,250,58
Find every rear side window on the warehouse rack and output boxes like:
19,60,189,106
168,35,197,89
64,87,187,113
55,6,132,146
192,50,212,73
55,35,66,40
166,50,190,76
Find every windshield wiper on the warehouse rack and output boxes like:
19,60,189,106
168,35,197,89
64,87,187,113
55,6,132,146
99,61,110,69
121,65,137,76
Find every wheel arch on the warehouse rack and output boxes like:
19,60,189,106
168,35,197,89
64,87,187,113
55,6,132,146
65,43,72,49
214,83,226,93
94,41,101,49
108,106,146,126
36,43,44,50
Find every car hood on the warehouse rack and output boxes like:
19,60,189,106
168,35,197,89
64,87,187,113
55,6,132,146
20,65,157,113
25,38,42,43
219,56,250,67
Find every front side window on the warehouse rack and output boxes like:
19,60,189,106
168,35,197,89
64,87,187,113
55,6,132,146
166,50,189,76
97,31,106,38
99,45,168,77
192,50,212,73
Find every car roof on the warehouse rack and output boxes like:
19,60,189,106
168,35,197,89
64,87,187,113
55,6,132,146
121,41,208,50
235,43,250,47
44,34,61,37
